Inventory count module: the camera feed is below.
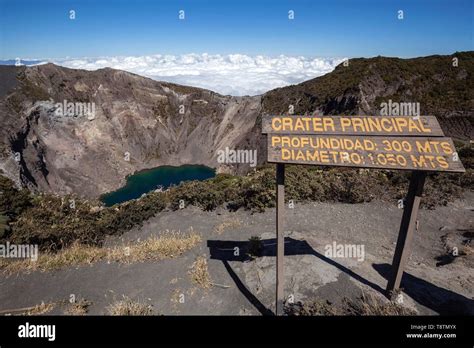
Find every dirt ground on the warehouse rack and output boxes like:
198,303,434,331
0,192,473,316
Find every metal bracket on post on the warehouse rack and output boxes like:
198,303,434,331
276,163,285,315
386,171,427,299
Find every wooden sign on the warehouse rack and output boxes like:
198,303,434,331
262,115,444,136
267,135,465,172
263,115,466,315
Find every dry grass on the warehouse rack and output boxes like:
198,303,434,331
344,294,416,315
0,229,201,275
110,229,201,263
189,255,212,289
0,302,55,316
1,298,93,316
285,299,339,316
106,296,153,316
63,299,92,315
213,218,241,235
24,302,55,316
286,293,416,316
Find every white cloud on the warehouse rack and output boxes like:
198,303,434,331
46,54,346,96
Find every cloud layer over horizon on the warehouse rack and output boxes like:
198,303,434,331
41,54,345,96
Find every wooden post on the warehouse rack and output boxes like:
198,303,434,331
386,171,427,299
276,163,285,315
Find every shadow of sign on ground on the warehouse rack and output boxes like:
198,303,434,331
208,237,385,315
373,263,474,315
208,237,473,315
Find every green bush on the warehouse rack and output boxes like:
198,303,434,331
247,236,264,258
0,174,32,218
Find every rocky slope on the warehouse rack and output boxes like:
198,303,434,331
0,64,261,197
0,52,472,198
263,52,473,138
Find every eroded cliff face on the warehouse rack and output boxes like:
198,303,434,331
0,64,261,197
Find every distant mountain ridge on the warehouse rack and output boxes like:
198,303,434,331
0,52,472,198
262,51,473,138
0,60,44,66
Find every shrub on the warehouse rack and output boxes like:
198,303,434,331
247,236,264,258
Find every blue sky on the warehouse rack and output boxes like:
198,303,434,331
1,0,472,59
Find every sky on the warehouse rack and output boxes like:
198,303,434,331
0,0,472,95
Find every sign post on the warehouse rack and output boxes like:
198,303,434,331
276,163,285,315
262,115,465,315
386,171,426,298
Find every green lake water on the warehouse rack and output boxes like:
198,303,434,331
101,165,215,206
